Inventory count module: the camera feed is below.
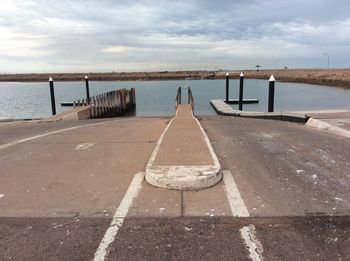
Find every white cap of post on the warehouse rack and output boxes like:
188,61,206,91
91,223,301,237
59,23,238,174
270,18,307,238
226,73,229,76
269,75,275,81
85,75,88,79
49,77,53,82
240,72,244,77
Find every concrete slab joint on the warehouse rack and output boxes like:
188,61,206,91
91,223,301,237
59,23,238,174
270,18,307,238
145,104,222,190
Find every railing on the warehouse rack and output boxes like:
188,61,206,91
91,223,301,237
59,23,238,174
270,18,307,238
188,87,194,113
73,88,136,118
175,86,182,108
175,86,195,113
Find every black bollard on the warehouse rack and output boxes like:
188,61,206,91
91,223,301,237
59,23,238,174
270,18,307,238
49,77,56,115
225,73,229,103
85,75,91,104
268,75,275,112
239,72,244,111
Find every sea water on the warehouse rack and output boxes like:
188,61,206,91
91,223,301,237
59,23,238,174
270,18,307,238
0,79,349,119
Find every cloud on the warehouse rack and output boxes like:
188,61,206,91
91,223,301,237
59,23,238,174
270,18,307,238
0,0,349,72
102,46,142,54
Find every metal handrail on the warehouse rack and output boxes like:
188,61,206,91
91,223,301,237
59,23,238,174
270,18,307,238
188,87,194,113
175,86,194,113
175,86,182,108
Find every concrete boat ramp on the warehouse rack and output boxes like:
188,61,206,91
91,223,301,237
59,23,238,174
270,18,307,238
0,102,350,260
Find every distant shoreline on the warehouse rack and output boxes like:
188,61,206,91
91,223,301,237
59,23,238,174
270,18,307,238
0,69,350,89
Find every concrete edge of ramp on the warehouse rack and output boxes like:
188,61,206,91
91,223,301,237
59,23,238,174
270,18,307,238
210,99,308,123
45,106,91,121
306,118,350,138
145,165,222,190
145,107,222,190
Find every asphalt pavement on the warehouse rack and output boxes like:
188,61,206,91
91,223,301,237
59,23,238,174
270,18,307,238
0,116,349,260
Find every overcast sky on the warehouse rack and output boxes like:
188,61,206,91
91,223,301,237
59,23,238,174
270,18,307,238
0,0,349,73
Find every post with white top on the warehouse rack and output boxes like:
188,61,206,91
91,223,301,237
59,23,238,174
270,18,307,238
49,77,56,115
85,75,91,104
268,75,275,112
239,72,244,111
225,73,229,103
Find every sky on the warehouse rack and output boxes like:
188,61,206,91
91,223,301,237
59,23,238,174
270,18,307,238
0,0,349,73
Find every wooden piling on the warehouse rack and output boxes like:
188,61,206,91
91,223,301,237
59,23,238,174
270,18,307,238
72,87,136,119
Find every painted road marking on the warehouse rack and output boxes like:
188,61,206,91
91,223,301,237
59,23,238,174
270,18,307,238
222,170,250,217
193,115,220,170
240,225,264,261
93,172,144,261
145,117,175,171
75,143,95,150
0,118,135,151
223,171,265,260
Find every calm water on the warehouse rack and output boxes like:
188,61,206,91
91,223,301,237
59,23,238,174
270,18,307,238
0,79,349,119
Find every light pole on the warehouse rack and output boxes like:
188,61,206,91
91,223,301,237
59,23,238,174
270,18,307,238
323,53,330,69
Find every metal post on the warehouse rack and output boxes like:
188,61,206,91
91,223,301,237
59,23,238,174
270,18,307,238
188,87,190,104
239,72,244,111
225,73,229,102
49,77,56,115
85,75,90,104
268,75,275,112
179,87,181,104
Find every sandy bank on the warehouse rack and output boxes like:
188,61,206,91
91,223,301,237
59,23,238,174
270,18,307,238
0,69,350,89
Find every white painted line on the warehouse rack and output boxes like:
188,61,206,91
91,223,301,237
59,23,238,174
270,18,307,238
93,172,144,261
0,118,135,150
75,143,95,150
193,115,220,170
146,117,175,171
240,225,264,261
222,170,250,217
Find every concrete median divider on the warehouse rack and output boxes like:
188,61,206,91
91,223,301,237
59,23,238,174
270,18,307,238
145,104,222,190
